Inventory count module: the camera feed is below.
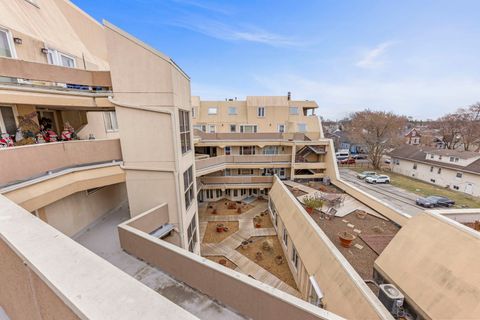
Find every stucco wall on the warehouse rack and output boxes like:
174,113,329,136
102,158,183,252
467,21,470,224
269,177,392,320
375,212,480,319
42,182,126,237
0,238,80,320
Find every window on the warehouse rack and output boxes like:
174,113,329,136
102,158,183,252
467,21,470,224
291,246,299,270
430,154,434,159
47,49,76,68
230,124,237,133
208,107,217,115
263,146,278,155
240,146,255,155
0,28,14,58
297,123,307,132
208,124,216,133
257,107,265,117
233,189,238,197
228,107,237,115
430,166,434,172
455,157,459,163
450,157,454,162
224,146,231,155
282,227,288,247
216,189,222,198
179,110,191,154
278,124,285,133
191,107,196,118
456,172,463,178
104,111,118,132
413,163,417,170
193,124,206,132
438,168,442,174
289,107,299,115
183,166,194,210
187,214,197,252
0,106,17,136
439,155,442,160
239,125,257,133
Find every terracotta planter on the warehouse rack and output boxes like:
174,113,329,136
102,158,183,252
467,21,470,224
255,223,261,228
212,209,217,215
338,231,356,248
306,207,314,214
219,259,227,266
237,207,242,214
216,224,224,233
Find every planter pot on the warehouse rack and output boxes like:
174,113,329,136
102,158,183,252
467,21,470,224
306,207,314,214
212,209,217,215
255,223,261,228
219,259,227,266
338,231,356,248
356,211,367,219
216,224,224,233
223,226,229,232
275,255,284,265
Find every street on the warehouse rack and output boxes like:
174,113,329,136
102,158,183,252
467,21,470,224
339,169,425,216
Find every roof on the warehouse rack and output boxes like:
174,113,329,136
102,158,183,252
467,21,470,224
193,131,311,141
389,145,480,174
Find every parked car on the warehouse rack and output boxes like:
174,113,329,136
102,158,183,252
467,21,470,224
416,196,455,208
357,171,377,179
384,158,391,164
365,175,390,184
339,158,356,164
353,154,368,160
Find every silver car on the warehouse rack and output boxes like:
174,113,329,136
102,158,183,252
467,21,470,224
357,171,377,180
365,175,391,184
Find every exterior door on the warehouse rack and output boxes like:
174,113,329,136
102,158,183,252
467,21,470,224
465,183,473,195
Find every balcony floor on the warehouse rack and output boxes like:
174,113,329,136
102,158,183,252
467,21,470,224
73,202,247,320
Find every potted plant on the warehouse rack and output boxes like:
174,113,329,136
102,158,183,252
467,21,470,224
216,223,224,233
275,255,284,265
338,231,356,248
303,195,323,214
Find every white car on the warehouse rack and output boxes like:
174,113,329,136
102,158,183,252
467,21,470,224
365,175,390,184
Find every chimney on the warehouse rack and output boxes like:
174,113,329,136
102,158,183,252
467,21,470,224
287,91,291,100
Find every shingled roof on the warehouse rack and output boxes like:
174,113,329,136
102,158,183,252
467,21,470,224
389,145,480,175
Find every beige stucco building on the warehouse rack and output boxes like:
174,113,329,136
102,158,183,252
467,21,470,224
0,1,479,320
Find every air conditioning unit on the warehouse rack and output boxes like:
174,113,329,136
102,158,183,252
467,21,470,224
378,284,404,316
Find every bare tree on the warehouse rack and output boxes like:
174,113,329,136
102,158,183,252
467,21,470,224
345,110,407,169
458,102,480,151
434,113,462,150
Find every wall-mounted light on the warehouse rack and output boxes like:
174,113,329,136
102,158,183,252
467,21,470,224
40,48,49,54
13,37,22,45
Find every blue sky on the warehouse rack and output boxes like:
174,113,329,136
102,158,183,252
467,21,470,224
73,0,480,120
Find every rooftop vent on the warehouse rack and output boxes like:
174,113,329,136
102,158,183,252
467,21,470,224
287,91,291,100
378,284,404,317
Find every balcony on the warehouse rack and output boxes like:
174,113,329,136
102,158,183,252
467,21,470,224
0,139,122,188
195,155,292,175
200,175,274,188
0,57,111,92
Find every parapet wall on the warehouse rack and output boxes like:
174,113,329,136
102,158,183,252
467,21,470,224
118,205,343,320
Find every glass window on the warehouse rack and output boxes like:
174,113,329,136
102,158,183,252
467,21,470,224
257,107,265,117
60,53,75,68
0,29,13,58
104,111,118,132
438,168,442,174
297,123,307,132
208,124,216,133
278,124,285,133
224,146,231,155
289,107,299,115
179,110,191,154
193,124,206,132
292,246,299,270
413,163,417,170
230,124,236,132
456,172,463,178
208,107,217,115
187,214,197,252
0,106,17,136
183,166,195,210
191,107,196,118
282,227,288,246
228,107,237,115
239,125,257,133
240,146,255,155
449,157,454,162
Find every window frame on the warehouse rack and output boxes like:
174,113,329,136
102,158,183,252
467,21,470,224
207,107,218,115
257,106,265,117
282,227,288,247
0,27,16,58
239,124,257,133
208,124,216,133
456,172,463,178
297,123,307,132
278,124,285,133
46,49,76,68
103,111,119,132
179,109,192,154
230,124,237,133
289,107,299,115
291,245,299,270
187,214,198,252
183,166,195,210
228,107,237,115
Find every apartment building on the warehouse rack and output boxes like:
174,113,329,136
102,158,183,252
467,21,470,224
1,1,479,320
390,145,480,197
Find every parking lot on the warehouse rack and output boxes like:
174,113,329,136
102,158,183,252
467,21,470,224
340,169,425,216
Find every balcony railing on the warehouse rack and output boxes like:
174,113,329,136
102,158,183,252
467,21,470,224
0,57,112,93
195,154,291,171
200,176,274,185
0,139,122,187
